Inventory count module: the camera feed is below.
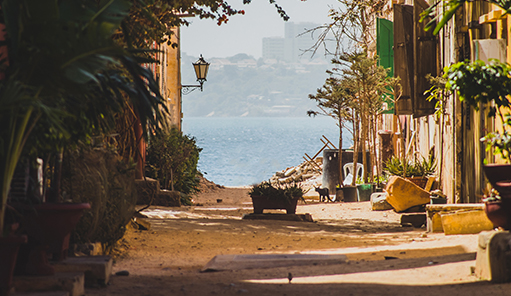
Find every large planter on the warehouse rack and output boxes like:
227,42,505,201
405,176,428,189
13,202,90,275
483,164,511,195
0,235,27,296
250,196,299,214
484,199,511,230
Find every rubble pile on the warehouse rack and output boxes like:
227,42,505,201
269,157,323,187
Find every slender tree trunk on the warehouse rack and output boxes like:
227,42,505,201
371,114,378,185
351,109,359,187
361,112,368,183
338,107,344,188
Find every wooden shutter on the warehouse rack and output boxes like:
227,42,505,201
393,4,414,115
377,18,395,114
413,0,437,118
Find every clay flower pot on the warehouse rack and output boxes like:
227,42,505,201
13,202,90,275
484,198,511,230
482,164,511,195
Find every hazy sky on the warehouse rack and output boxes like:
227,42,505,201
180,0,340,59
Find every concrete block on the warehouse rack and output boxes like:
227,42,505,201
401,214,426,228
13,272,84,296
475,231,511,282
370,192,393,211
53,256,112,287
385,176,430,212
426,204,486,233
441,210,494,235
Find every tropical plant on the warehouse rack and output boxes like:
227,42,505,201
421,0,511,35
384,154,436,178
0,0,168,233
146,128,202,193
249,181,304,203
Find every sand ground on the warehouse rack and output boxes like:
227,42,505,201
85,186,511,296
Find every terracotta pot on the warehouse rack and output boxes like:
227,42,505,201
405,176,428,189
484,199,511,230
483,164,511,195
250,196,298,214
13,202,90,276
0,235,27,296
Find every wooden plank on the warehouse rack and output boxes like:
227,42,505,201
393,4,414,115
311,142,330,161
304,154,322,170
321,135,338,150
320,139,335,149
413,0,437,118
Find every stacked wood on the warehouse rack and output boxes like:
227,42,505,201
269,157,323,184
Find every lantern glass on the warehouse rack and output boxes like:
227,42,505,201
193,55,210,82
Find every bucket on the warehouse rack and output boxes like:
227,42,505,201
357,184,373,202
342,186,358,202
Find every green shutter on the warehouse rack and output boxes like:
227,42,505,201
377,18,394,114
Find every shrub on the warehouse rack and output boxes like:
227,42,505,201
146,128,202,198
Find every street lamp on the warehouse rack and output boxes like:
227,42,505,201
182,55,210,95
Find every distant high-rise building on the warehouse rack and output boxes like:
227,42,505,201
262,37,285,61
262,22,319,63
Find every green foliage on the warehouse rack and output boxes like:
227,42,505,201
384,154,436,178
444,60,511,116
146,128,202,195
425,74,449,121
0,0,164,232
249,181,304,203
481,116,511,164
443,60,511,163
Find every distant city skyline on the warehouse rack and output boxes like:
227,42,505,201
180,0,340,59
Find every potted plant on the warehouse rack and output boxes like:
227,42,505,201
383,154,436,189
248,181,304,214
441,60,511,227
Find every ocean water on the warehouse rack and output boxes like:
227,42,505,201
182,117,352,187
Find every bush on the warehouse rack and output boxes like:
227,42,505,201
62,147,137,253
146,128,202,198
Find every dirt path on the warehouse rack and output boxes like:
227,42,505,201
86,187,511,295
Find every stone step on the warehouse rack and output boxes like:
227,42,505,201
52,256,113,287
475,231,511,282
13,272,84,296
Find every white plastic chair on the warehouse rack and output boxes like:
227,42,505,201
343,162,364,185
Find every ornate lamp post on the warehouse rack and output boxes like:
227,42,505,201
182,55,210,95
